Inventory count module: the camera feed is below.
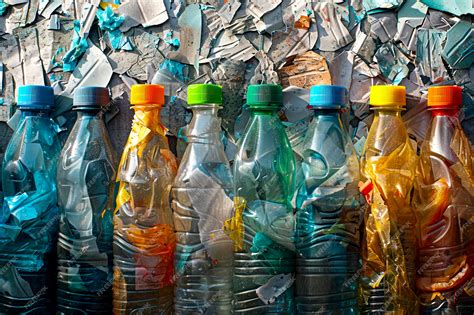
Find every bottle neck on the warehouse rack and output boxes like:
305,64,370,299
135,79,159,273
312,109,341,120
187,105,221,142
373,107,403,118
249,108,279,116
430,107,459,117
132,106,162,132
20,110,51,118
76,110,101,118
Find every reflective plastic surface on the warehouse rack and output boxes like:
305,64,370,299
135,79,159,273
295,110,362,314
172,105,234,314
360,107,419,313
229,108,297,314
114,106,177,314
414,113,474,313
56,111,117,314
0,110,61,314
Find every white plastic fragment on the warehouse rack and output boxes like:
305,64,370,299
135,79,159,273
119,0,169,32
256,274,295,305
64,42,113,95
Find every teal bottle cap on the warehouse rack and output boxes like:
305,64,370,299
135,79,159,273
187,84,223,106
246,84,283,109
17,85,54,110
309,85,348,109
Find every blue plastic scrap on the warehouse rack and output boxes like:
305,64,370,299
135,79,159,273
96,6,133,51
421,0,474,17
442,20,474,69
160,59,187,82
375,42,410,85
416,29,448,82
62,20,89,72
0,0,8,16
164,31,180,48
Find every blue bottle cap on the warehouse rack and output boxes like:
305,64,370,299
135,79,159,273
73,86,110,110
309,85,348,109
17,85,55,110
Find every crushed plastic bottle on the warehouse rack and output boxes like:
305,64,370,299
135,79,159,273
227,84,297,314
172,84,234,314
56,87,117,314
295,85,362,314
0,85,61,314
113,84,177,314
360,85,419,314
413,86,474,314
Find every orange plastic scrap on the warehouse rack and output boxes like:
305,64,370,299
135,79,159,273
413,124,474,303
294,15,311,29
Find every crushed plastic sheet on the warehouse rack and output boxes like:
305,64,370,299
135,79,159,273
416,29,448,83
374,42,410,85
420,0,474,17
278,51,331,89
118,0,168,32
167,4,201,73
442,20,474,70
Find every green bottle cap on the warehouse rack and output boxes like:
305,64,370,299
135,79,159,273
187,84,223,106
247,84,283,109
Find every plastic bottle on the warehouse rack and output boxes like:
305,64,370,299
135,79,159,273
295,85,362,314
230,84,296,314
0,85,61,314
360,85,418,314
113,84,177,314
413,86,474,314
171,84,234,314
56,87,117,314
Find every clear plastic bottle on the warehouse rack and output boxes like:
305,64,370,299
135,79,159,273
360,85,418,314
171,84,234,314
230,84,296,314
113,84,177,314
0,85,61,314
295,85,362,314
413,86,474,314
56,87,117,314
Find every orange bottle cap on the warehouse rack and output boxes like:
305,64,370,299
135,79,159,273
130,84,165,106
427,86,463,108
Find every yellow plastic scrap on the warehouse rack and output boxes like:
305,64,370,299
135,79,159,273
223,197,246,251
115,110,176,212
362,138,419,313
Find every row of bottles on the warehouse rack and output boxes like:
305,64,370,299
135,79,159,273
0,83,472,314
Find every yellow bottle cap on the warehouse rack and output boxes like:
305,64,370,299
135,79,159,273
370,85,406,107
130,84,165,106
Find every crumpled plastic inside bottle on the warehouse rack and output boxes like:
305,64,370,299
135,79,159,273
413,120,474,303
114,106,177,290
362,138,419,311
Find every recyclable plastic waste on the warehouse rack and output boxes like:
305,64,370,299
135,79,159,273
0,85,61,314
172,84,234,314
227,84,297,314
295,85,362,314
360,85,419,313
56,87,117,314
113,84,177,314
413,86,474,314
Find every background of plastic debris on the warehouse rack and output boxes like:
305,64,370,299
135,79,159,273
0,0,472,172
